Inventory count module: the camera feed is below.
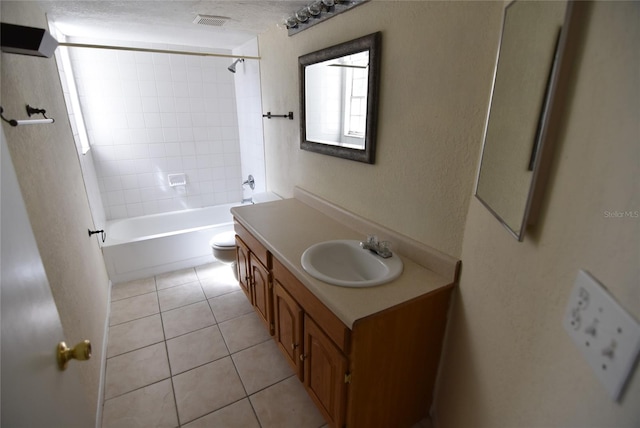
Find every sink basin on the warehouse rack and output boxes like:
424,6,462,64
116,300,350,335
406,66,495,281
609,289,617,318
300,240,403,287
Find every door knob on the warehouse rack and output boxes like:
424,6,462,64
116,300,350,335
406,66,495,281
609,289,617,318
57,340,91,370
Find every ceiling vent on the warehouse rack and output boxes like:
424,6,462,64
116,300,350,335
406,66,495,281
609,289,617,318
193,14,230,27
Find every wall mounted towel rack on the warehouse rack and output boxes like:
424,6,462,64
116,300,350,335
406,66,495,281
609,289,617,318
263,111,294,120
1,105,55,126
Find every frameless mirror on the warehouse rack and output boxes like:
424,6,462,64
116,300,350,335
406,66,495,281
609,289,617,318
475,0,571,241
300,32,381,163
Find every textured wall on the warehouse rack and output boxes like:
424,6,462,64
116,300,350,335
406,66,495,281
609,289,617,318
434,2,640,426
258,0,502,258
1,1,110,418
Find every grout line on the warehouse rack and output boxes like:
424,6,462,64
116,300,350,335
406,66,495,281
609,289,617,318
96,279,113,428
106,267,313,427
154,282,182,427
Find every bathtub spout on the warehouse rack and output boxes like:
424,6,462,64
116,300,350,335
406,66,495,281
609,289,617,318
242,197,253,204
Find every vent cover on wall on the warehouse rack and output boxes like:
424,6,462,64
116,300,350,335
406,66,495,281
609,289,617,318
193,15,230,26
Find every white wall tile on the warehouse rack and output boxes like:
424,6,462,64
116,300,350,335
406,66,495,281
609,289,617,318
71,40,248,220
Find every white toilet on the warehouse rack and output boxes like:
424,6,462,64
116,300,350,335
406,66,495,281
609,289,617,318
209,230,238,277
209,192,281,279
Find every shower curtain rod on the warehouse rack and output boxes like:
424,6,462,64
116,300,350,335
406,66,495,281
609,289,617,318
58,42,260,60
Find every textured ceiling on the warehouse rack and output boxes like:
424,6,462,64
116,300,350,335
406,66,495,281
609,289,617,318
35,1,309,50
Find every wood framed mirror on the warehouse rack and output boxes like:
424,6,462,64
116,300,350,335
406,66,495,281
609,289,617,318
299,32,381,164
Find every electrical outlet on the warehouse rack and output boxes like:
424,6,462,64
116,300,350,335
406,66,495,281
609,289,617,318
563,270,640,401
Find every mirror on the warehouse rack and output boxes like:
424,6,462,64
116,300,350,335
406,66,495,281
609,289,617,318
475,0,571,241
299,32,381,163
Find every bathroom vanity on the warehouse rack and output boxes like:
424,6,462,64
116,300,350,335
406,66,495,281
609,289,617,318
231,188,460,428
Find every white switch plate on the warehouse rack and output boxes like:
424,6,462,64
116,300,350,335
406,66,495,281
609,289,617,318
563,270,640,401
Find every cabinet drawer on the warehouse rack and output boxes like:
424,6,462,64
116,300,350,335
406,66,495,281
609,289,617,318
273,257,350,353
234,220,270,269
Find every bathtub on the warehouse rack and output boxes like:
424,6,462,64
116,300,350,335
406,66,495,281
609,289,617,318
102,193,281,283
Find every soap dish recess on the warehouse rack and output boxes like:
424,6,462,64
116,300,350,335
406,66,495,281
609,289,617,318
168,173,187,187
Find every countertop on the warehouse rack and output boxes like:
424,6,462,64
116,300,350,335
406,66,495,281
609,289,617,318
231,197,455,329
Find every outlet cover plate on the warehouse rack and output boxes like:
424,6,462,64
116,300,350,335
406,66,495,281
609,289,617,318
563,270,640,401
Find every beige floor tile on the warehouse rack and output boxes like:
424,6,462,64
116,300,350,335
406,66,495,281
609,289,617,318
166,325,229,375
250,376,326,428
111,277,156,301
208,290,253,322
102,379,178,428
195,262,226,280
200,269,240,299
218,312,271,353
232,340,294,394
182,398,260,428
161,301,216,339
156,267,199,290
157,281,205,312
173,357,246,425
107,314,164,358
104,342,170,399
110,292,159,326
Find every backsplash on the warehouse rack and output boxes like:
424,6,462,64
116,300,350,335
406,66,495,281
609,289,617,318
68,38,244,219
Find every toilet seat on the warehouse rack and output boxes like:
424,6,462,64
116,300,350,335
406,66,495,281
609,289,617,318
210,231,236,250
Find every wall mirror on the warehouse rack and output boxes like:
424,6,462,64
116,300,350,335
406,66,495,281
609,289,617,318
299,32,381,164
475,0,572,241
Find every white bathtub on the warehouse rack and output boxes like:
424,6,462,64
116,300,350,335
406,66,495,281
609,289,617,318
102,193,281,283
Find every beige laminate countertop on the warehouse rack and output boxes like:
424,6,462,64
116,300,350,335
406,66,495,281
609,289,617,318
231,198,454,329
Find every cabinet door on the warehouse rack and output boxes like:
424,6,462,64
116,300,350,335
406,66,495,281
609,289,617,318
303,315,348,428
250,255,273,334
235,236,252,302
273,280,304,379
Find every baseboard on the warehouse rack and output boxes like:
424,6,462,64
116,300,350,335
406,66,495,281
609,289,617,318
95,279,112,428
108,255,215,284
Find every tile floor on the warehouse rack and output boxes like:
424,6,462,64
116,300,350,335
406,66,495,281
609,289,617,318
102,262,328,428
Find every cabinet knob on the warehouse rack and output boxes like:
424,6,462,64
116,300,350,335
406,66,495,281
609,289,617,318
299,354,306,361
291,343,299,350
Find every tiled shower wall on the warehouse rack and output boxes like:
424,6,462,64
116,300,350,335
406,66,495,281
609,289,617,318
69,38,244,220
233,39,266,197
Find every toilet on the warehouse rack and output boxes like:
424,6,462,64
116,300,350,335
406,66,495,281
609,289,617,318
209,192,282,278
209,230,238,277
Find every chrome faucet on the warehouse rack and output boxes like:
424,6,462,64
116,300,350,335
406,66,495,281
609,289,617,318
360,235,393,258
243,174,255,190
242,174,255,204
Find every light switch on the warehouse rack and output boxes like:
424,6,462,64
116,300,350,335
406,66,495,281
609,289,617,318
563,270,640,401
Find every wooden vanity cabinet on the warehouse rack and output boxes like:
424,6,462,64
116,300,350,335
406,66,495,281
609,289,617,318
235,237,251,300
235,220,454,428
235,224,273,335
303,314,349,428
273,259,350,427
273,280,303,378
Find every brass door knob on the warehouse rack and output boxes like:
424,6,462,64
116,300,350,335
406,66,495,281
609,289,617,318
57,340,91,371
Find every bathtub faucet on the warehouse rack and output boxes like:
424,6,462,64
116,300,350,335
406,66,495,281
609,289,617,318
243,175,255,190
242,196,253,204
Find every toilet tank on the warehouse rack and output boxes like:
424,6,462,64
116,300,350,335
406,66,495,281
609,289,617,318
251,192,282,204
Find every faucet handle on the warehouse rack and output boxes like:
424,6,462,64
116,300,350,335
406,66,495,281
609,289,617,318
378,240,392,258
366,235,379,246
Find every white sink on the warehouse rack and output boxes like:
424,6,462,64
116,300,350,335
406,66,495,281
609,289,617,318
300,240,403,287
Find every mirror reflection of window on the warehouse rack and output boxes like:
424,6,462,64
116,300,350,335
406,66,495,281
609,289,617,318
342,52,369,139
305,50,369,150
300,32,380,164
